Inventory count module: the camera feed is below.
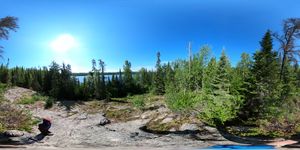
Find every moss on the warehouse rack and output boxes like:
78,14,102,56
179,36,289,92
146,117,192,132
105,108,139,122
81,100,107,114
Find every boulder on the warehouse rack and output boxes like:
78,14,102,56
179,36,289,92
3,130,24,137
179,123,199,131
203,126,218,133
99,115,110,126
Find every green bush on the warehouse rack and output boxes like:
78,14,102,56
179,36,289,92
256,96,300,137
131,95,145,109
44,98,54,109
197,93,243,126
0,104,35,132
166,91,197,114
18,94,50,105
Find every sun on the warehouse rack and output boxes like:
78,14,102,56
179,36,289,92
50,34,77,52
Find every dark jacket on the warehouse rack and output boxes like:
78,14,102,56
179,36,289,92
38,119,51,133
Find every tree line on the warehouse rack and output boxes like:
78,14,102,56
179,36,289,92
1,16,300,127
0,59,156,100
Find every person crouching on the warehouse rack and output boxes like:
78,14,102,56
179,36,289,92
38,117,52,135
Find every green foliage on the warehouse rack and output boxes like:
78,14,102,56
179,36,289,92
131,95,145,109
0,103,35,132
18,96,37,105
44,97,54,109
123,60,135,95
231,53,252,96
189,46,211,91
17,94,49,105
0,64,10,84
202,57,218,92
154,52,165,95
166,90,197,114
197,51,243,126
197,92,242,126
136,68,153,93
245,30,281,118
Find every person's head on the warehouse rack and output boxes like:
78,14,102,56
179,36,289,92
43,117,51,123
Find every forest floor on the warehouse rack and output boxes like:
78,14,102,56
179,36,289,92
1,87,299,149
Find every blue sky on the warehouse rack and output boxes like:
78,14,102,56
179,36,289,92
0,0,299,72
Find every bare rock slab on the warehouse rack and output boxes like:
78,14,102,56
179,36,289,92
179,123,199,131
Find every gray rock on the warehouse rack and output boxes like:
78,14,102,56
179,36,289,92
179,123,199,131
3,130,24,137
99,116,110,126
203,126,218,133
161,117,173,124
141,111,156,119
77,113,88,120
130,132,139,138
195,133,227,141
169,128,176,132
153,113,168,121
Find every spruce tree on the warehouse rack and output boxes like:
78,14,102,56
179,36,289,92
202,57,218,93
123,60,133,95
249,30,281,117
200,52,242,125
190,46,210,91
154,52,165,95
232,53,252,96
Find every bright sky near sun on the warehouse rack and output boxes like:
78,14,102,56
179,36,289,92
0,0,299,72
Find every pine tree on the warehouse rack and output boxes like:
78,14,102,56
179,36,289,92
202,57,218,93
49,61,61,98
0,64,10,84
123,60,134,95
249,30,281,117
137,67,152,92
232,53,252,96
98,59,106,99
164,62,175,89
154,52,165,95
200,52,242,125
281,58,297,98
213,50,232,94
189,46,211,91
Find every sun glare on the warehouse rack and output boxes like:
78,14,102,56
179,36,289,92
50,34,77,52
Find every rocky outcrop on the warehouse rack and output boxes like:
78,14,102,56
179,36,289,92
0,130,34,145
99,114,110,126
3,130,25,137
179,123,199,131
4,87,36,103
